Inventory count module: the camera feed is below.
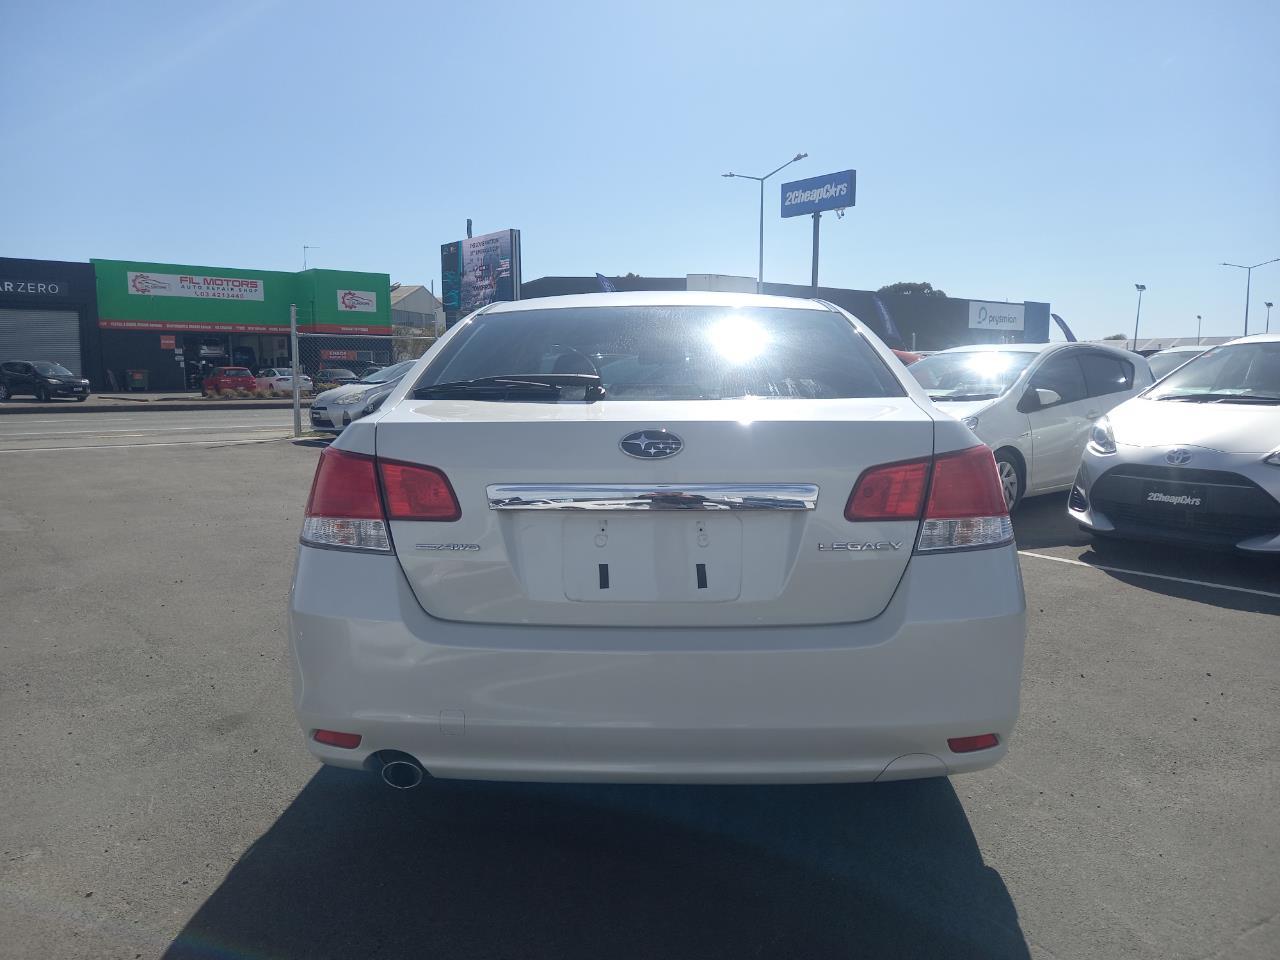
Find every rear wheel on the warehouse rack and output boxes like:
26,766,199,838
0,383,9,401
994,450,1023,511
34,385,49,403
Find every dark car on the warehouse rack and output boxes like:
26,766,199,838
317,367,360,386
0,360,92,402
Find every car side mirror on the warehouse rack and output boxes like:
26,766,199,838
1019,387,1062,412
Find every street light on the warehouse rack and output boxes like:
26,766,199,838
1220,258,1280,336
1266,301,1274,334
723,152,808,293
1196,314,1202,345
1132,283,1146,352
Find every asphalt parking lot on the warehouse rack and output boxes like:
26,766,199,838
1,417,1277,960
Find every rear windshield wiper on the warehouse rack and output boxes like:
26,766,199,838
414,374,605,402
1157,392,1280,404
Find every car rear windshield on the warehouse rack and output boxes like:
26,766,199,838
415,306,904,400
1146,341,1280,400
33,362,74,376
360,360,415,384
908,350,1037,401
222,368,252,376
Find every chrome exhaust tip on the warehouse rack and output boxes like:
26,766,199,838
377,752,425,790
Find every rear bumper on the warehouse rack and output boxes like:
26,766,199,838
289,545,1026,784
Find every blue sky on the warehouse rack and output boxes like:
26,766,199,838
3,0,1277,340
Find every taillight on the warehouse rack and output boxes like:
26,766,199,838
948,733,999,753
301,448,460,552
378,459,461,521
302,448,391,551
846,458,930,521
846,445,1012,553
917,445,1012,552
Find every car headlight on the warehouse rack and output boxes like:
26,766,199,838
1088,416,1117,455
45,377,60,385
333,391,369,406
960,415,979,430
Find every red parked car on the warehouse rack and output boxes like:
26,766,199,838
202,366,257,396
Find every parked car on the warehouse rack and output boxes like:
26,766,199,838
0,360,92,402
1146,345,1208,380
291,292,1026,789
891,348,922,365
309,360,417,433
908,342,1154,509
1069,334,1280,552
202,366,257,396
256,367,314,396
316,367,359,386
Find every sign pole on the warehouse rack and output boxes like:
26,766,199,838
810,211,821,293
290,303,301,438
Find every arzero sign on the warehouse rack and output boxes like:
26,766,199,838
780,169,856,218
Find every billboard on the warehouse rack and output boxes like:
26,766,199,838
459,229,521,314
968,301,1025,331
780,170,856,218
126,270,264,301
439,241,461,314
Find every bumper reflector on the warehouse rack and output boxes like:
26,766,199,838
947,733,1000,753
314,729,362,749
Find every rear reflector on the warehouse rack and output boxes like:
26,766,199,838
846,458,930,521
314,729,362,749
947,733,1000,753
378,459,461,521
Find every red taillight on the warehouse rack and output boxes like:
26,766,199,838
314,729,362,749
846,458,930,521
924,445,1007,519
305,447,383,519
378,459,461,521
948,733,1000,753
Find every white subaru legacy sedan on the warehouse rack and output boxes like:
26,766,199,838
289,292,1026,788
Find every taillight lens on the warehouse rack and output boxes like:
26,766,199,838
846,445,1012,553
301,448,460,552
846,459,930,521
917,445,1012,552
302,448,391,551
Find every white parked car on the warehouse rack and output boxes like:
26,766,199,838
1070,334,1280,552
256,367,313,395
290,292,1026,788
909,343,1154,509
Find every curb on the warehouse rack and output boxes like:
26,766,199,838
0,400,312,415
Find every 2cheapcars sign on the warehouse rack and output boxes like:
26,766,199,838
780,170,856,218
127,271,265,301
336,289,377,312
968,301,1025,331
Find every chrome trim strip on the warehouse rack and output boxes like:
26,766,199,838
487,483,819,511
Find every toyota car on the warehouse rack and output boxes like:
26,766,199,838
289,292,1026,788
1070,334,1280,552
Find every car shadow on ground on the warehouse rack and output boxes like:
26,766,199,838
1012,493,1280,615
164,768,1029,960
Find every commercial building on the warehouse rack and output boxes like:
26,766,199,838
520,275,1053,350
390,284,444,334
0,256,391,391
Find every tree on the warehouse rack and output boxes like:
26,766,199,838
877,281,947,297
1102,333,1127,340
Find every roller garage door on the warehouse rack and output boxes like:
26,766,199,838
0,307,83,374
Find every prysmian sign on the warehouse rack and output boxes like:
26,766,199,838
780,169,856,218
969,301,1025,331
126,271,264,302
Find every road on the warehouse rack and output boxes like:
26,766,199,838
0,408,294,452
1,427,1276,960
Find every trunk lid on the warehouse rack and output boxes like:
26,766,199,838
376,397,935,627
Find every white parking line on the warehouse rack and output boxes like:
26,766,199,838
0,436,289,453
1018,550,1280,601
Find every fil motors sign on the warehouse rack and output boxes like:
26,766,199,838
336,289,377,313
127,271,264,302
780,170,856,218
968,301,1025,331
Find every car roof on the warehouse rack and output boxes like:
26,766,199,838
935,343,1054,354
1152,345,1208,353
1226,333,1280,344
484,290,828,313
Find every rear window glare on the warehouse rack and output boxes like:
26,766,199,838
414,305,905,401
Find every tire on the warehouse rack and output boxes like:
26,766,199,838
0,383,9,402
75,395,88,402
34,385,49,403
994,450,1024,512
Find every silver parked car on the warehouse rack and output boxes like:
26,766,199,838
1146,345,1208,381
309,360,418,433
1070,334,1280,552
